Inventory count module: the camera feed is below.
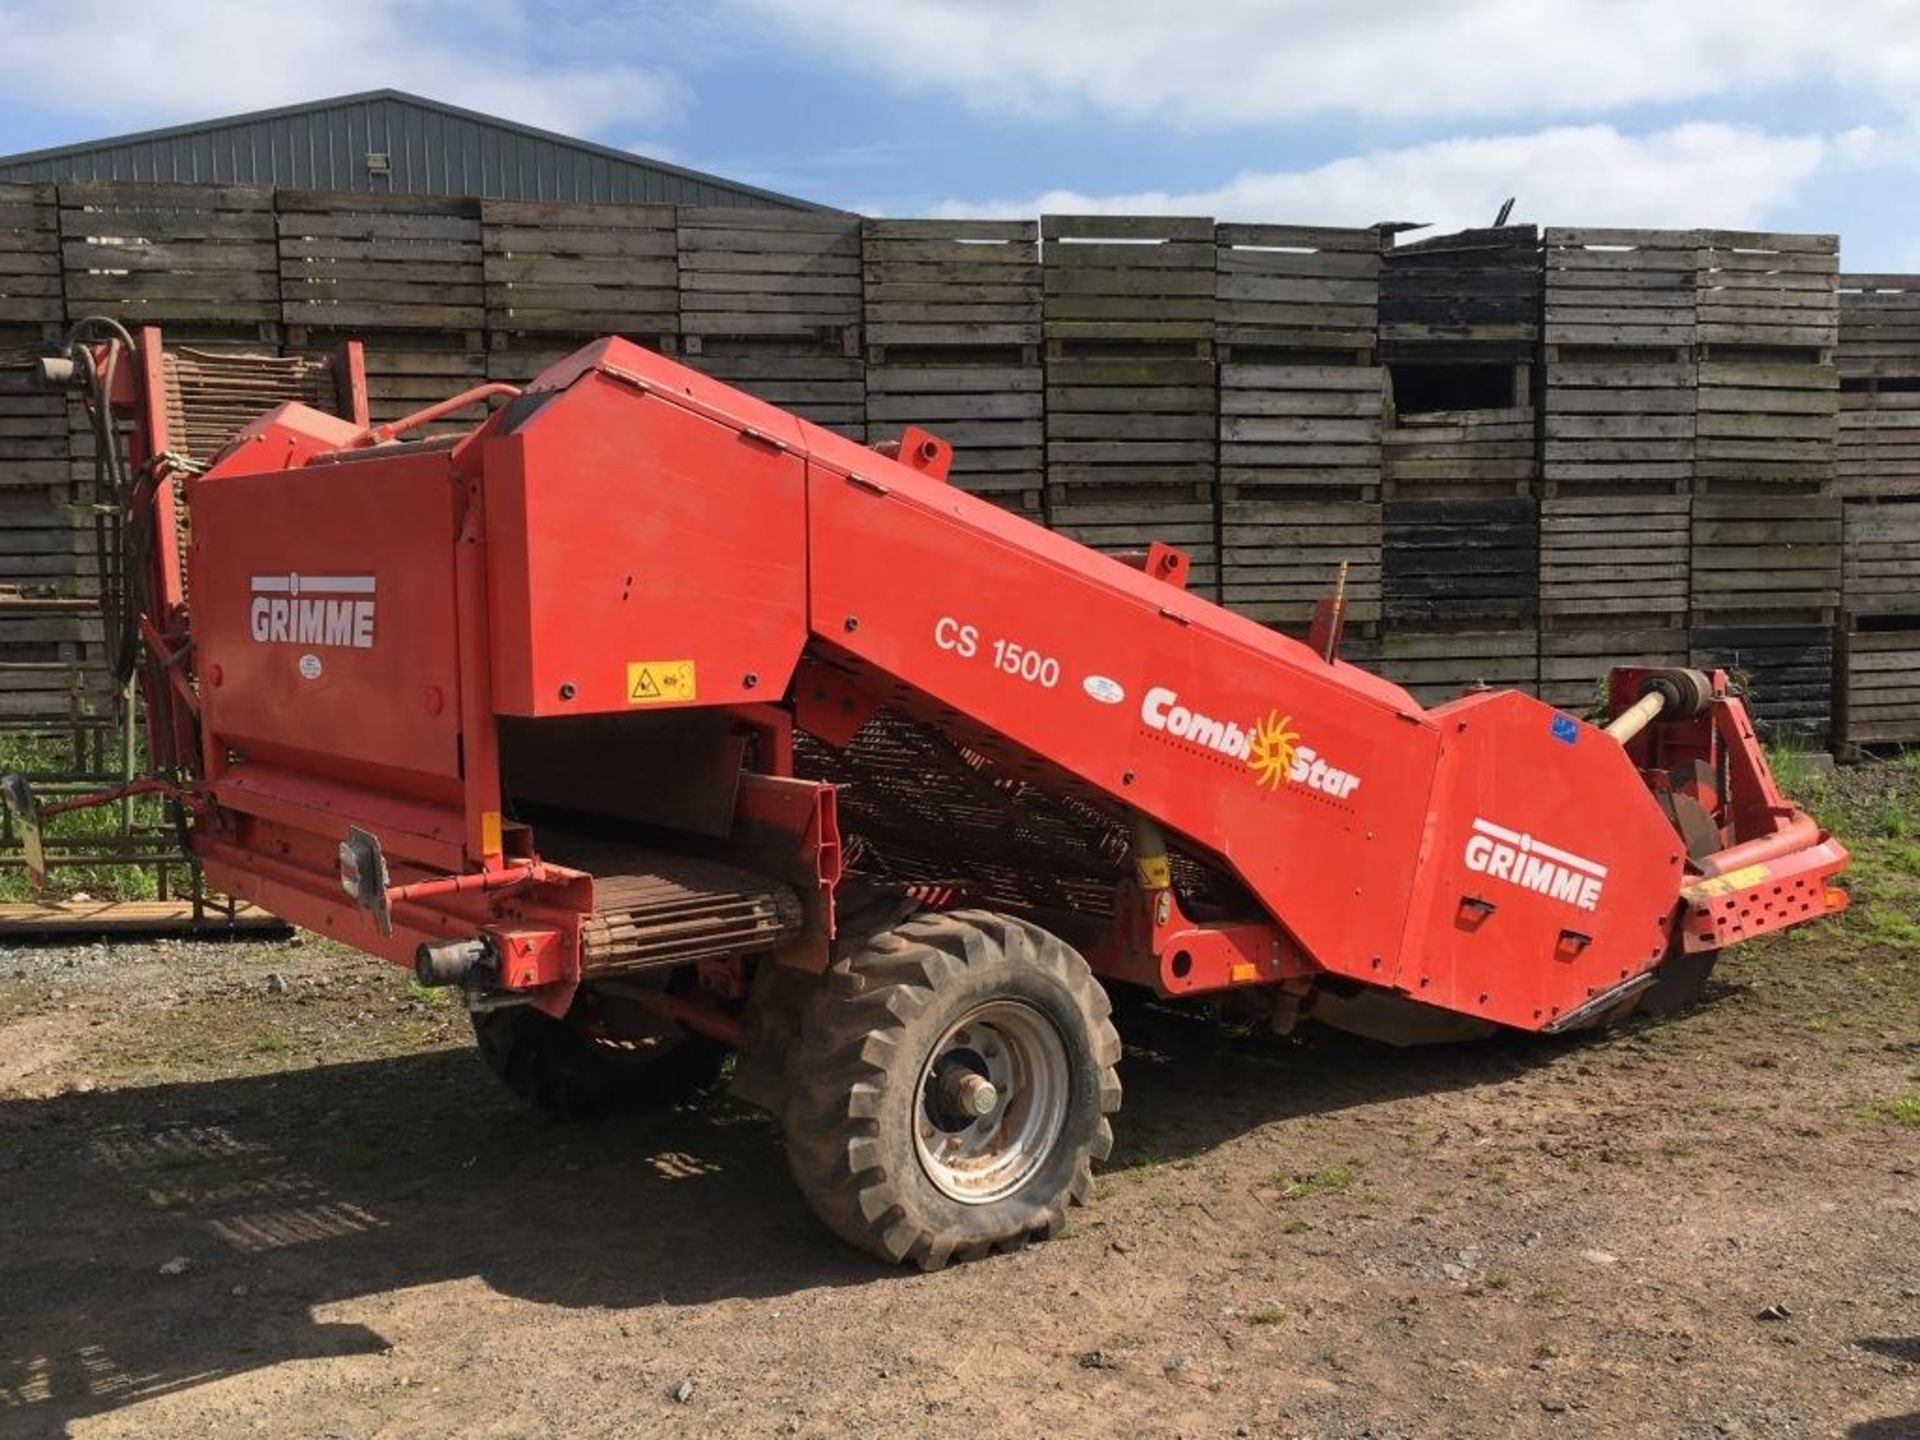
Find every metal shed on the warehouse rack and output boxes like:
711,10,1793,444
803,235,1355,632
0,89,824,210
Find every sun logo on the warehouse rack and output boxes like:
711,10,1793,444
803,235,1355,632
1247,709,1301,790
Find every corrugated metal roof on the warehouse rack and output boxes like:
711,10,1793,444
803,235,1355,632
0,90,826,210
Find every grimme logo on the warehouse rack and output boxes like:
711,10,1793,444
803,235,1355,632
249,573,376,649
1464,817,1607,912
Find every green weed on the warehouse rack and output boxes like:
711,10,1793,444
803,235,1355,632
1277,1164,1354,1200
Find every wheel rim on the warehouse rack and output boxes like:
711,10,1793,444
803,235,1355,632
912,998,1070,1205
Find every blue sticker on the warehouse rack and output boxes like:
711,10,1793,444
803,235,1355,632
1550,713,1579,746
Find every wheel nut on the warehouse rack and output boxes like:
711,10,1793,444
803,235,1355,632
945,1070,998,1118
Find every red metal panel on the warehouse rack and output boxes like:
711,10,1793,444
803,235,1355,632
482,360,809,717
187,446,465,806
1397,689,1685,1029
800,432,1442,988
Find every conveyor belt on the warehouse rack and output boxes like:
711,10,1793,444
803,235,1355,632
539,837,804,976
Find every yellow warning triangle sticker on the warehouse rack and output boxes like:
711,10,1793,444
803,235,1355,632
630,667,662,701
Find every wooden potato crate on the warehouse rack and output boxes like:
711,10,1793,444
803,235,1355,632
682,337,866,441
1837,383,1920,500
1544,228,1698,348
678,208,861,345
1694,356,1837,489
481,200,677,343
1382,408,1534,494
1695,231,1838,351
1843,624,1920,746
1842,498,1920,618
1689,493,1842,620
1382,496,1537,625
1539,494,1689,625
1838,274,1920,381
1540,624,1689,715
0,183,62,332
1690,621,1834,739
278,191,485,334
1041,215,1214,350
1220,497,1381,629
1219,362,1381,496
867,358,1042,501
60,182,280,333
862,219,1040,352
1215,224,1380,354
0,355,71,503
1046,486,1219,600
1542,351,1695,491
1375,625,1539,705
1046,354,1215,490
1380,225,1540,353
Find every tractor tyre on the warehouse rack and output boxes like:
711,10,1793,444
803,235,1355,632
780,909,1122,1269
470,990,727,1119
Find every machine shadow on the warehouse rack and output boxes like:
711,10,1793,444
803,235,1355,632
0,1003,1600,1435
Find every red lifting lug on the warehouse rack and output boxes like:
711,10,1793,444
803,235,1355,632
1456,894,1496,930
1555,929,1593,961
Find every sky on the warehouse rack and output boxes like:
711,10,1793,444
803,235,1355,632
0,0,1916,270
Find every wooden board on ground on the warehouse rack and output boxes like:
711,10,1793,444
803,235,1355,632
0,898,288,939
1215,224,1380,352
1543,229,1698,348
1220,497,1381,628
678,208,860,343
482,200,676,341
1041,214,1214,348
278,190,484,333
59,181,280,331
862,219,1039,351
1696,231,1838,350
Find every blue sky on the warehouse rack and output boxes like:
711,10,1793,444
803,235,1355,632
1,0,1916,270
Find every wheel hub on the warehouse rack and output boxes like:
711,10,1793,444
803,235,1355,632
913,998,1069,1205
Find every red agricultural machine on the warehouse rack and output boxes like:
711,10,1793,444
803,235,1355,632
5,323,1849,1267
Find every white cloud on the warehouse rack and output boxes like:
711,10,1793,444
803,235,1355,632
740,0,1920,127
0,0,683,138
921,123,1831,236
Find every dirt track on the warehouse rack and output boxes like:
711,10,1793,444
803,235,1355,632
2,767,1918,1439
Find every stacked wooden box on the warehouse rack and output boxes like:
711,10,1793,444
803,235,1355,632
863,219,1043,517
1688,232,1841,740
677,208,864,440
482,199,677,388
1537,230,1696,712
1837,273,1920,747
1042,216,1218,596
1213,224,1383,640
1377,225,1541,703
279,191,488,439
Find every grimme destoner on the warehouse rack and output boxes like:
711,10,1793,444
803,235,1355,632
6,324,1848,1267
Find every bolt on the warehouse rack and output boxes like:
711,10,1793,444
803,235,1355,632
844,616,860,632
743,672,759,689
944,1069,999,1118
558,682,577,701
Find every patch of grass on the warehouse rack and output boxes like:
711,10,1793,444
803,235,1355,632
1861,1096,1920,1128
146,1187,188,1210
250,1031,286,1055
0,729,165,904
1281,1218,1311,1235
1277,1164,1354,1200
328,1138,386,1170
1486,1270,1512,1291
1661,1139,1699,1159
1249,1305,1286,1325
405,977,450,1007
1314,1346,1346,1372
1864,911,1920,952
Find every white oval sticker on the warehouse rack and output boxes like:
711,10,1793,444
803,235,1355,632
298,653,323,681
1082,675,1125,705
